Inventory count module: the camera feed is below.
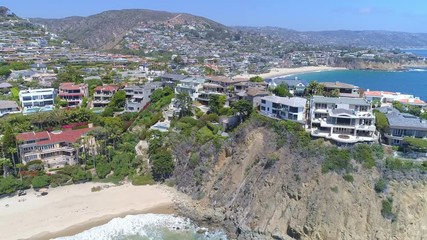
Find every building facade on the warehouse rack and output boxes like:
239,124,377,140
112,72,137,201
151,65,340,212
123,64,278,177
19,88,55,114
58,82,89,107
0,100,20,117
16,127,94,169
382,108,427,146
93,85,119,108
260,96,307,123
308,96,378,143
124,82,162,112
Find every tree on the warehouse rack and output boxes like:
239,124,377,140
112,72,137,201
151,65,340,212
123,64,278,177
31,175,50,188
175,92,193,118
374,110,389,133
54,66,84,88
329,89,340,98
306,81,325,96
151,151,174,181
0,158,11,178
272,83,292,97
208,94,226,114
232,100,253,122
249,76,264,82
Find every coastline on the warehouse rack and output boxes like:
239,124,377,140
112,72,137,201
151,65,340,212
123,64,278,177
0,182,182,240
237,66,347,79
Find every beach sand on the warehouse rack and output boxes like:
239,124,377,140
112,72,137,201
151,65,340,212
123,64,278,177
0,182,179,240
237,66,347,79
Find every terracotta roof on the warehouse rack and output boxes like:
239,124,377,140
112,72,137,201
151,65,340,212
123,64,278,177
59,82,87,90
398,99,426,105
94,85,119,92
364,91,398,96
17,128,93,145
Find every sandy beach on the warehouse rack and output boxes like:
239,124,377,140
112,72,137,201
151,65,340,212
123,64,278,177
0,182,179,240
238,66,347,79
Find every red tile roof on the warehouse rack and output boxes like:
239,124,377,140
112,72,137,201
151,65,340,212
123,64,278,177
59,82,87,90
398,99,426,105
17,128,93,145
94,85,119,92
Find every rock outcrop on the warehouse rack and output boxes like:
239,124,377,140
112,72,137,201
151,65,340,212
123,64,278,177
174,120,427,239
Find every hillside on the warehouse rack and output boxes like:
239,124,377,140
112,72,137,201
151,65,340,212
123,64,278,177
31,9,228,50
236,26,427,49
173,115,427,239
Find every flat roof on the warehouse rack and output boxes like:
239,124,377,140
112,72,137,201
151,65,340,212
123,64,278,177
262,95,307,108
312,96,369,106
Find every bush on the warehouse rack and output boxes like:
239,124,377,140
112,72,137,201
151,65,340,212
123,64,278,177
264,153,279,169
189,152,200,168
353,144,376,169
218,107,233,116
91,186,102,192
31,175,50,188
196,126,215,144
96,162,112,179
343,174,354,182
50,173,72,188
374,178,387,193
321,147,351,173
199,113,219,123
132,174,155,186
151,151,174,181
381,197,396,220
0,177,23,195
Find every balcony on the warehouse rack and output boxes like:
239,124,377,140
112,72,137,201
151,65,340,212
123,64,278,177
311,128,379,143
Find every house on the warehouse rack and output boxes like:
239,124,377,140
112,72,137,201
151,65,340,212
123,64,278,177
381,108,427,146
269,78,308,96
260,96,307,123
93,85,119,108
236,87,269,107
58,82,89,107
19,88,55,114
364,90,426,107
0,100,20,117
16,127,94,169
174,77,205,100
197,76,249,105
160,73,188,87
0,82,12,93
322,81,360,98
124,82,162,112
308,96,378,144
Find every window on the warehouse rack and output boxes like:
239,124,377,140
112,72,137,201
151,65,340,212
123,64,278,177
261,99,266,104
261,106,265,111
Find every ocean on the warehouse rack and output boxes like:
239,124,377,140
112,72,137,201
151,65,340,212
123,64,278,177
404,49,427,57
55,214,227,240
290,68,427,101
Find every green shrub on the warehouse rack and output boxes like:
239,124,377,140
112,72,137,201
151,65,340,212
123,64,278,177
91,186,102,192
330,186,338,193
95,162,112,179
321,147,351,173
218,107,233,116
0,177,24,195
353,144,376,169
374,178,387,193
343,174,354,182
31,175,50,188
196,126,215,144
50,173,72,188
381,197,396,220
132,174,155,186
189,152,200,168
200,113,219,122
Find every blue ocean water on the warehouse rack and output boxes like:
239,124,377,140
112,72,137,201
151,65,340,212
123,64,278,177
292,69,427,100
56,214,227,240
404,49,427,57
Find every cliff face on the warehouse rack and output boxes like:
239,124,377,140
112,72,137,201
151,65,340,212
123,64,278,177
174,120,427,239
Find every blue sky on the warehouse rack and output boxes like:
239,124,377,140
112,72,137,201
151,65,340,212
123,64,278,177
3,0,427,32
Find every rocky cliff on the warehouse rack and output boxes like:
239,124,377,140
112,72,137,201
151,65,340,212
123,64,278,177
173,116,427,239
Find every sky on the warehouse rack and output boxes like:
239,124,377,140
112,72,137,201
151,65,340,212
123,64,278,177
3,0,427,33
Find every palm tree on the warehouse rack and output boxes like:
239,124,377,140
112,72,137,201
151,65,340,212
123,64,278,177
0,158,12,178
16,163,24,181
8,147,17,174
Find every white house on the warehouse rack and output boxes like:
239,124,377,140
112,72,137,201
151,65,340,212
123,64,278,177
308,96,378,144
260,96,307,123
19,88,55,114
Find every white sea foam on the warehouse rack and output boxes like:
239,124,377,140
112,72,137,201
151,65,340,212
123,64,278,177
408,68,427,72
56,214,227,240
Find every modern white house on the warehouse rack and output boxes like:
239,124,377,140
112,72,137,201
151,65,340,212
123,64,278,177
175,77,205,100
364,90,426,107
124,82,162,112
19,88,55,114
260,95,307,123
308,96,378,144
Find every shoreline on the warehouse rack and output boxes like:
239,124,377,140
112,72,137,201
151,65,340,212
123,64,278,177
30,203,176,240
237,66,347,79
0,182,182,240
